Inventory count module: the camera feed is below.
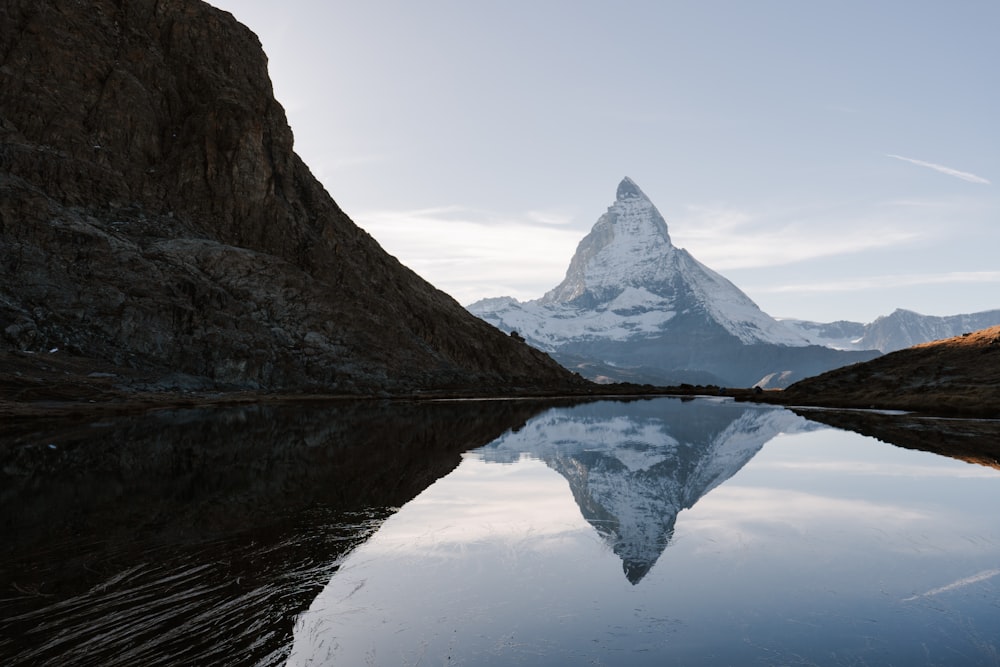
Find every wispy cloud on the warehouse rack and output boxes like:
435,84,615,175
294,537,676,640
902,569,1000,603
887,154,990,185
355,206,581,305
671,204,925,270
758,460,1000,479
756,271,1000,294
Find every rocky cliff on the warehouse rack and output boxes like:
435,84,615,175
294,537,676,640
0,0,585,395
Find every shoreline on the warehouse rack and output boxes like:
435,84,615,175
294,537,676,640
4,382,995,424
3,349,996,423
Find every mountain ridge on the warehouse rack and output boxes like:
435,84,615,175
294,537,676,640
784,308,1000,353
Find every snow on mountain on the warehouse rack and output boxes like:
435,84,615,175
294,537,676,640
471,179,996,379
780,318,867,350
469,177,808,350
478,398,812,583
783,308,1000,353
862,308,1000,352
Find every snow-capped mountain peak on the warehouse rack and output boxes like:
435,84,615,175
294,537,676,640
540,177,674,306
471,177,808,350
615,175,646,200
467,177,884,386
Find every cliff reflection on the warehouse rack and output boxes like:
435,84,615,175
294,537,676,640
791,408,1000,471
0,399,553,667
479,398,811,582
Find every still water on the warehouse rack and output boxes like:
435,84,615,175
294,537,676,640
2,397,999,665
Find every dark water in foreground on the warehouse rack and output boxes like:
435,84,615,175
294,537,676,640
2,397,999,665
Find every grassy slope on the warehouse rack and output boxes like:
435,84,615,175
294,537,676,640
751,325,1000,417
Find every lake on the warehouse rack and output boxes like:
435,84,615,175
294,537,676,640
2,397,999,666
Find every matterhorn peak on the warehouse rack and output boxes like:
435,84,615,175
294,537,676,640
539,177,673,305
616,176,647,200
469,175,818,366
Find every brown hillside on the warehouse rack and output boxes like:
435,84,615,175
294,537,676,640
755,325,1000,417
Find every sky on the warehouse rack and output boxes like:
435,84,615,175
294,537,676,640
209,0,999,323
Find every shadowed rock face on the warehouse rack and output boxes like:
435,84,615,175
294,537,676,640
0,0,583,394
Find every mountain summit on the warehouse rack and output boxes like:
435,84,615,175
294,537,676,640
469,178,879,386
539,177,674,306
536,177,804,346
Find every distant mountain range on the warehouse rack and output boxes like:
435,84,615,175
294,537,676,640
469,178,880,388
783,308,1000,353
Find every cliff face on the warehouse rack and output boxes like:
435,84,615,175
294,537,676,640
0,0,583,393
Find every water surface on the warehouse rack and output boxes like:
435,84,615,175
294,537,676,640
2,397,999,665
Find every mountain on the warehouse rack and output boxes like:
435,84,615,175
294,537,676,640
479,399,811,583
753,325,1000,417
784,309,1000,353
778,319,867,351
469,178,880,388
0,0,586,397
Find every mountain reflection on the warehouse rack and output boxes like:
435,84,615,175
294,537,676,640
479,399,811,583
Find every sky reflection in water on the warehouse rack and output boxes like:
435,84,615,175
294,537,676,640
289,399,1000,666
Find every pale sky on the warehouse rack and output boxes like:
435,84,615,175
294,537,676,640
210,1,999,323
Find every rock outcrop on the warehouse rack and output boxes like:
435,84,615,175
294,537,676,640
0,0,585,394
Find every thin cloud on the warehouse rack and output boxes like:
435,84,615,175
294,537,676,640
902,569,1000,603
758,460,1000,479
672,205,924,270
324,154,387,170
757,271,1000,294
525,209,576,226
887,154,990,185
355,206,581,304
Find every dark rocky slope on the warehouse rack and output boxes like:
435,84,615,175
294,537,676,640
0,0,586,395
